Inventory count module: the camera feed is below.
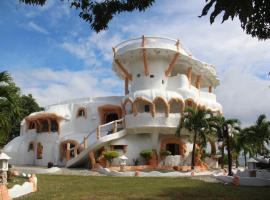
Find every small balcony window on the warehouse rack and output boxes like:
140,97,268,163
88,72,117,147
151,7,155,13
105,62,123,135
77,108,87,118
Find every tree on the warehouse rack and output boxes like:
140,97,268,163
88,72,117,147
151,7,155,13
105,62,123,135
209,116,241,170
176,107,211,170
9,94,44,140
200,0,270,40
0,71,20,146
19,0,155,32
19,0,270,40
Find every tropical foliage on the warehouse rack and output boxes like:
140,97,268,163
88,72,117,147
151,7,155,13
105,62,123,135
176,107,212,169
0,71,43,146
103,151,119,165
140,149,153,161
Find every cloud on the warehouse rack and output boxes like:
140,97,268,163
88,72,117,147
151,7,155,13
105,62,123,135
215,66,270,127
60,31,123,67
11,67,122,106
27,21,49,35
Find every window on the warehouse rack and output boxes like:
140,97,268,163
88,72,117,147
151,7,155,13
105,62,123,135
77,108,86,118
137,73,141,78
144,105,150,112
162,80,165,84
28,122,35,130
28,142,34,152
51,120,58,132
166,143,180,155
150,74,154,78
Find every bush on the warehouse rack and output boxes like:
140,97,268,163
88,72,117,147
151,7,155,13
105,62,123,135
103,151,119,165
160,150,171,157
140,149,153,161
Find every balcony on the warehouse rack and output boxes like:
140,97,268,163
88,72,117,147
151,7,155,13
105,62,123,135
125,113,181,133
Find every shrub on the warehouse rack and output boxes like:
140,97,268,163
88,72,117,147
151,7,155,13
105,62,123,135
160,149,171,157
140,149,153,161
103,151,119,165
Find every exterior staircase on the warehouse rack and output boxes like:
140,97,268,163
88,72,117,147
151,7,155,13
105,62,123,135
66,118,126,168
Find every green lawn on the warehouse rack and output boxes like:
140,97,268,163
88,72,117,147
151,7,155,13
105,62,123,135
18,175,269,200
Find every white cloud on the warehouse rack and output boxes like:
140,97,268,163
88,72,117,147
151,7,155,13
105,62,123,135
12,67,122,106
60,31,123,67
27,21,49,35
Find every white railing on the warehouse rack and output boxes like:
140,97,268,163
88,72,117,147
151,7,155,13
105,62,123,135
96,118,125,139
68,118,125,160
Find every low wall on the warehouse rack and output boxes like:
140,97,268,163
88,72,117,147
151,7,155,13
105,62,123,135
0,174,37,200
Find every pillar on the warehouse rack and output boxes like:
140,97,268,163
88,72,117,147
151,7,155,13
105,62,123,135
125,77,129,95
195,75,201,89
208,85,213,93
187,67,192,85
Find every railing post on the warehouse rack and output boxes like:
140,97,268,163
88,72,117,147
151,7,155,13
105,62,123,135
83,136,87,149
66,143,70,161
97,126,100,140
113,121,117,133
74,147,78,157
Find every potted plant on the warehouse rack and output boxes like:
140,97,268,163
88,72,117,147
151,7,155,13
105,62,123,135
103,151,119,167
140,149,153,164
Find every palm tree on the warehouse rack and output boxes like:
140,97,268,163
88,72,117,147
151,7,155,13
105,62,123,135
0,71,20,146
209,116,241,170
176,107,211,170
249,114,270,156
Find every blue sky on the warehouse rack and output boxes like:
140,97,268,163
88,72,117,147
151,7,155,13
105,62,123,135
0,0,269,126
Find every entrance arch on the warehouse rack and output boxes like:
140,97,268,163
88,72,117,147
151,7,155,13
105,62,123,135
98,105,122,124
160,137,187,156
60,140,79,161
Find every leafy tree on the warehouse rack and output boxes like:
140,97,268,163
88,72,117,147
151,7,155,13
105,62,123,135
19,0,270,39
200,0,270,40
209,116,241,169
9,94,44,140
0,71,20,146
176,107,212,169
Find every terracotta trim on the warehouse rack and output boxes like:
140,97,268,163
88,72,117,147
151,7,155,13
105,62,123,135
187,67,192,86
133,97,154,117
115,59,132,81
153,96,169,117
98,104,123,124
208,85,213,93
60,139,79,161
165,52,180,77
195,75,202,89
184,98,197,109
160,137,187,156
123,98,133,115
168,97,185,113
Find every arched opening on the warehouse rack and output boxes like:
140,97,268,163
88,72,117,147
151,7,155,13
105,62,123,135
77,107,87,118
36,142,43,159
98,105,122,125
166,143,180,155
133,97,154,116
153,97,168,117
185,98,196,109
168,98,184,113
123,99,133,115
160,137,187,156
60,140,79,161
28,141,35,152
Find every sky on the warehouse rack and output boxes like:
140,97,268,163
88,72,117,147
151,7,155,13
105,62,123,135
0,0,269,127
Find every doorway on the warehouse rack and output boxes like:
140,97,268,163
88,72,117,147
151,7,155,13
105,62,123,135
166,143,180,155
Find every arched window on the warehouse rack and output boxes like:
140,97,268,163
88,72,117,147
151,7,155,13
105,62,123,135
153,97,169,117
133,97,154,116
37,142,43,159
123,99,133,115
169,98,184,113
185,99,196,109
28,121,36,130
28,142,35,152
77,107,87,118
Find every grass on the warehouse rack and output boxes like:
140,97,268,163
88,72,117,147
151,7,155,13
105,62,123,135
18,175,269,200
7,176,27,189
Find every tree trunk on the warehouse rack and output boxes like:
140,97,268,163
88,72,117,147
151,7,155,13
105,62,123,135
191,131,197,170
221,144,224,169
244,150,247,167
